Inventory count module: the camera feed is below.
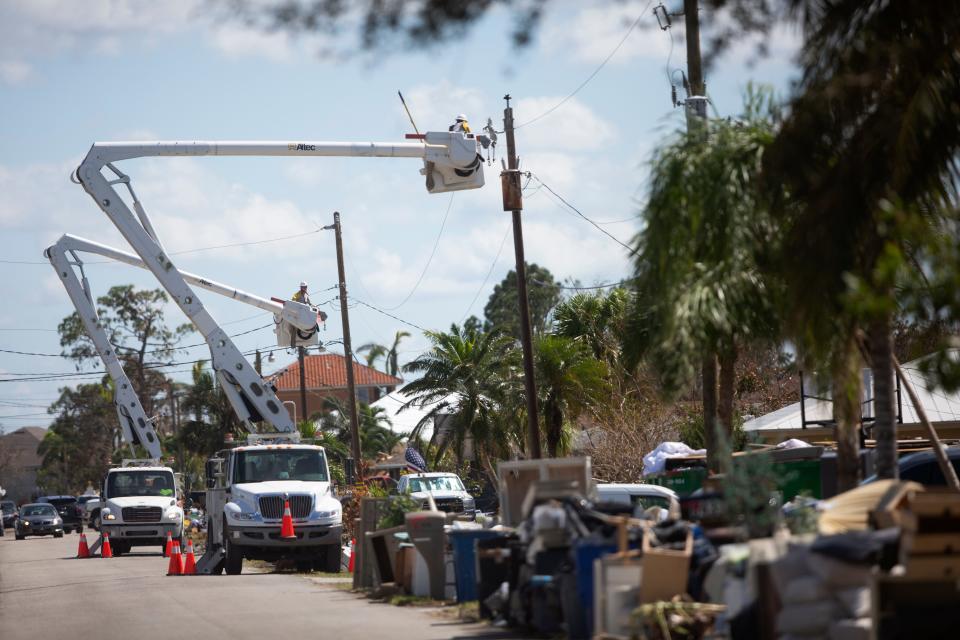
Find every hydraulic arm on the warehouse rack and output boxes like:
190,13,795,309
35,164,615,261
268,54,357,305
73,132,484,434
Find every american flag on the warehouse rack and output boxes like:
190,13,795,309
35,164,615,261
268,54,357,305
404,447,427,472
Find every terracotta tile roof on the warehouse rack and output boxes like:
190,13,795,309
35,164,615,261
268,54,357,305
269,353,401,391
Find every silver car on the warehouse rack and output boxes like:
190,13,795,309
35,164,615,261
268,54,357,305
15,503,64,539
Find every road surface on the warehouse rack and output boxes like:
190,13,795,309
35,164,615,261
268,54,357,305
0,532,514,640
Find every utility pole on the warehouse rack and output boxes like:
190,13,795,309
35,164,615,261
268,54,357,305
328,212,362,481
683,0,707,123
501,94,542,459
298,346,308,426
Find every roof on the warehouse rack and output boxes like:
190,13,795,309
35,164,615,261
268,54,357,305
268,353,401,391
744,350,960,432
3,426,45,441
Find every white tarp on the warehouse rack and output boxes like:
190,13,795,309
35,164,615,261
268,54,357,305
642,441,706,476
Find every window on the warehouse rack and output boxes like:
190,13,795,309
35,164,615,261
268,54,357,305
107,471,175,498
233,449,328,483
21,505,56,517
407,476,464,493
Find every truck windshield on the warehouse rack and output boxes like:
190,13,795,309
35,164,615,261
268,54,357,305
233,449,328,483
407,476,464,493
107,470,175,498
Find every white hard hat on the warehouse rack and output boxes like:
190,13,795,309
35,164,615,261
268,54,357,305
299,281,308,287
456,113,468,121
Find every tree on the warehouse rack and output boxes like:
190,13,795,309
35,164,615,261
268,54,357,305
401,322,521,473
38,382,116,494
533,335,609,457
177,361,243,459
318,398,402,460
625,88,782,472
356,330,410,377
58,285,192,419
749,1,960,480
483,263,562,341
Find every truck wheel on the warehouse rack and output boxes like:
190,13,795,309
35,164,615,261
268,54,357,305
321,543,342,573
16,534,24,540
295,560,313,573
54,531,64,538
223,531,243,575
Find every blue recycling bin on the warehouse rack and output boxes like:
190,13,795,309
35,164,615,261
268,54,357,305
450,529,504,602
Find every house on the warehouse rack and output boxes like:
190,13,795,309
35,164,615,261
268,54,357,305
267,353,402,420
0,426,45,504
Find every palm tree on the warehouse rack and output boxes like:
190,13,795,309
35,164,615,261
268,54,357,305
533,335,610,457
400,323,520,471
319,398,401,460
761,1,960,480
357,330,410,377
356,342,387,369
625,87,783,472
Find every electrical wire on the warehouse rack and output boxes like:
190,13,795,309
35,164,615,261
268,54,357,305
528,173,639,257
380,193,455,311
0,228,325,266
461,225,511,323
352,299,427,333
514,1,655,130
532,278,636,290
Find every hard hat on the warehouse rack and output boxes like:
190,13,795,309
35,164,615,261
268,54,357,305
456,113,468,122
299,281,308,287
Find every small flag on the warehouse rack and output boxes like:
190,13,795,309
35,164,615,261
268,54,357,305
404,447,426,472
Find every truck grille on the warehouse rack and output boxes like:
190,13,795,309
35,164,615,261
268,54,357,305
259,495,312,519
433,498,464,513
121,506,162,522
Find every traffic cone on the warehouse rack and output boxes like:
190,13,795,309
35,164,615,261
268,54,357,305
164,531,173,558
182,539,197,575
167,540,183,576
280,499,296,540
101,532,113,559
76,532,90,559
348,538,355,573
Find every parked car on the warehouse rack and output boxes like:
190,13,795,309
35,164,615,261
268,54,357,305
396,472,476,515
1,500,17,534
595,483,681,520
862,446,960,486
15,503,64,539
36,495,83,533
76,495,100,527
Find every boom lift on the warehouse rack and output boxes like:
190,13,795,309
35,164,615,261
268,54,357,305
66,129,485,573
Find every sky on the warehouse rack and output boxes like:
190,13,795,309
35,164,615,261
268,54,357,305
0,0,800,430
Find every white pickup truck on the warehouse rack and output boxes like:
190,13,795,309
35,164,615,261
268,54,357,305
396,472,476,516
218,442,342,574
98,463,184,555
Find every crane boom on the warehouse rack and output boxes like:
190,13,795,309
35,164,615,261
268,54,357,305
73,131,484,434
44,241,163,459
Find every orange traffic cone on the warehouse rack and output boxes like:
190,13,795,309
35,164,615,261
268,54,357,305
76,532,90,559
101,532,113,559
182,539,197,575
164,531,173,558
167,540,183,576
348,538,355,573
280,499,296,540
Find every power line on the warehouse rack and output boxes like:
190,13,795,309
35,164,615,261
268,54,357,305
461,224,511,323
352,299,427,333
532,278,635,291
0,228,325,266
528,173,639,257
381,193,455,311
515,2,654,129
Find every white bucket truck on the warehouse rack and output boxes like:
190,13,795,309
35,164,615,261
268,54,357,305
98,460,183,555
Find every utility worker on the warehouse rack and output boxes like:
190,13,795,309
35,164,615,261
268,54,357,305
449,114,471,134
292,281,311,305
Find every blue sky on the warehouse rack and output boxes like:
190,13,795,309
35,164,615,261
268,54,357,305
0,0,799,429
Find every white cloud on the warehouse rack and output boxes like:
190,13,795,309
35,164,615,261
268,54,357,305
0,60,32,85
403,81,488,133
514,97,614,151
542,3,672,66
211,24,294,63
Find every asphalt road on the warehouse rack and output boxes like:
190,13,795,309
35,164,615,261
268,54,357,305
0,532,515,640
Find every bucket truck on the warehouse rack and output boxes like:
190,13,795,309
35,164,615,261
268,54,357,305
67,129,486,573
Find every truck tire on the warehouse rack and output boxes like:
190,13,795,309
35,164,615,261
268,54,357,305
295,560,313,573
223,529,243,575
321,543,342,573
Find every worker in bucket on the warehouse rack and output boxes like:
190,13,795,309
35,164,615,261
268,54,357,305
292,281,311,305
449,114,471,134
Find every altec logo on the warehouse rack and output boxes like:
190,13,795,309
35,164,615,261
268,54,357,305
288,143,316,151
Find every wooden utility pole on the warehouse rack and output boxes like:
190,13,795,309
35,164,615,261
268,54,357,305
329,212,362,479
297,346,308,425
501,94,542,459
683,0,706,121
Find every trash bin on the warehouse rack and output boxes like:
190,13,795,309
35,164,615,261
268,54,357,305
405,511,447,600
450,529,505,602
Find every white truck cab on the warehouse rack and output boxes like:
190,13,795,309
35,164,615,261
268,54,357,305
397,472,476,515
218,440,342,574
99,462,183,555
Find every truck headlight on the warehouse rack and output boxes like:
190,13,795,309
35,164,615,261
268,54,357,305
53,517,62,524
165,509,182,521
